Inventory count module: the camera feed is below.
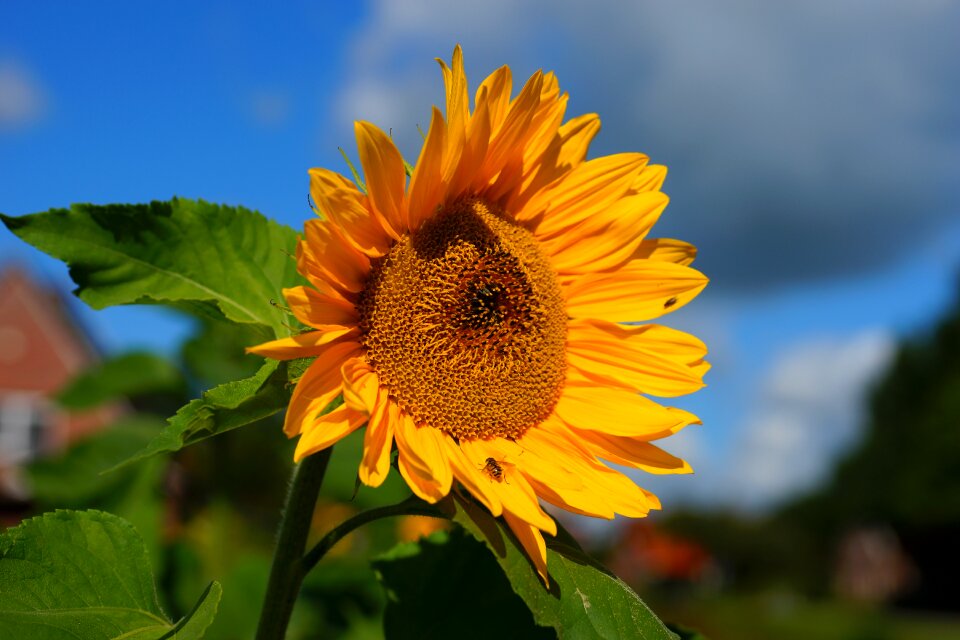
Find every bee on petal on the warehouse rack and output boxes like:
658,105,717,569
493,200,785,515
481,457,507,483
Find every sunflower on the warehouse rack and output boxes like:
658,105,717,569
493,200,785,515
249,46,708,583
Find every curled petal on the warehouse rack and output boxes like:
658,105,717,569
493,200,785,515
294,404,366,462
283,341,362,436
563,260,708,322
554,384,699,439
395,413,453,501
503,511,550,587
359,393,397,488
355,121,407,237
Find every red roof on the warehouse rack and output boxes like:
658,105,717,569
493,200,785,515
0,265,119,458
0,266,100,392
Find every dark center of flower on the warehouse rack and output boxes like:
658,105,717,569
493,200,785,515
357,198,567,440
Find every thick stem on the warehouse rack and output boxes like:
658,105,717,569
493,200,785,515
255,449,332,640
301,495,447,576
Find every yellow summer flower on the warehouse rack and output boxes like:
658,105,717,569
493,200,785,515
250,46,709,584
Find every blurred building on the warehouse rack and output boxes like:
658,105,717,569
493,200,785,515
0,266,118,513
833,526,917,605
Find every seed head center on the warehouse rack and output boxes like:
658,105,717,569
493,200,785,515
357,198,567,440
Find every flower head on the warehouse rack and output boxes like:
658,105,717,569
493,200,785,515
250,46,709,583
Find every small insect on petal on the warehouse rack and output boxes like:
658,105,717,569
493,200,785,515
480,457,508,483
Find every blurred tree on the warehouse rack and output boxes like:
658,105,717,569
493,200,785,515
655,279,960,610
779,279,960,609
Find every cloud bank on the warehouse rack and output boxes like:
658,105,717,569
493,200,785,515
334,0,960,290
727,329,895,509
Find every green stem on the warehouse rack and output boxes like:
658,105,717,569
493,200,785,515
255,449,332,640
301,495,447,576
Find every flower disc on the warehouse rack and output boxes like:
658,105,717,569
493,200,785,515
357,198,567,440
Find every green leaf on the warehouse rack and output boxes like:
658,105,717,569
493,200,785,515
373,529,554,640
27,418,168,562
0,198,303,339
665,623,710,640
181,321,266,387
27,417,163,504
56,352,186,410
113,359,292,468
0,510,221,639
450,498,678,640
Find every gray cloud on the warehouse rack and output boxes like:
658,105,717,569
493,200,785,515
249,90,292,128
334,0,960,289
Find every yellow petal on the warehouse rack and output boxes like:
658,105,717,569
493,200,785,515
533,421,657,518
394,413,453,502
246,329,357,360
563,259,708,322
630,164,667,193
437,45,469,177
283,285,357,330
447,96,492,197
503,512,549,587
293,404,366,462
567,319,707,397
516,428,616,520
442,437,503,516
340,356,378,415
407,106,447,231
590,321,709,364
505,112,600,214
553,384,699,439
555,113,601,171
486,87,568,207
576,430,692,474
355,121,407,237
517,91,567,173
480,70,543,179
398,454,447,503
302,219,370,294
542,191,668,275
634,238,698,266
642,488,663,511
283,341,361,436
505,437,583,493
359,393,397,488
475,65,512,132
520,153,648,232
460,439,556,535
309,167,390,257
522,424,651,518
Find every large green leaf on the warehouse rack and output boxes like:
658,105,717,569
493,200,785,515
0,198,303,339
0,510,221,639
113,359,294,468
373,529,554,640
181,321,266,387
450,498,678,640
56,352,186,410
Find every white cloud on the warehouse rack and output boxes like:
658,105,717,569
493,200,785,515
0,59,47,131
726,330,896,510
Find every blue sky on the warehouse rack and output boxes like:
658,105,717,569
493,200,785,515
2,1,959,513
